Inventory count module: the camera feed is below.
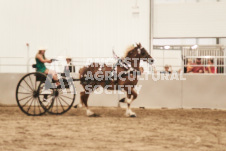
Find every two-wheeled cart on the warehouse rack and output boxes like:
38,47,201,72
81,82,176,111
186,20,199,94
16,63,78,116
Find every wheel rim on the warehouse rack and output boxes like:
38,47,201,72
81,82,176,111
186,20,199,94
37,82,55,113
47,81,76,115
16,72,48,116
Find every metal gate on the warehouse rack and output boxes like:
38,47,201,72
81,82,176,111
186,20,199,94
182,45,225,74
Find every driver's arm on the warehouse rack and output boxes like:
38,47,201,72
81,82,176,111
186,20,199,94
37,54,52,63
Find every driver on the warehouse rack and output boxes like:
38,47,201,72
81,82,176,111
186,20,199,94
35,48,60,86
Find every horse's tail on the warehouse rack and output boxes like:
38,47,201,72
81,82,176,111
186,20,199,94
79,66,90,84
79,67,87,78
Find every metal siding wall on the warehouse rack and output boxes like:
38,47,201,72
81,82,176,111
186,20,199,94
0,0,150,63
154,2,226,37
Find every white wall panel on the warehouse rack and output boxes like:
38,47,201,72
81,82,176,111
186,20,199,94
0,0,150,62
152,49,182,71
2,73,226,110
154,2,226,37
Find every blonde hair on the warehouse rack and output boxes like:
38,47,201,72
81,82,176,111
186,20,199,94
38,50,45,54
36,50,46,59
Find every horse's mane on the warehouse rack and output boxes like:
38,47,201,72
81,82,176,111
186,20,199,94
124,45,135,58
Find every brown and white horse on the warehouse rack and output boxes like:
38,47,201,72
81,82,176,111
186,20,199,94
77,43,154,117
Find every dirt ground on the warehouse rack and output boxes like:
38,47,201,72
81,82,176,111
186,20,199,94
0,106,226,151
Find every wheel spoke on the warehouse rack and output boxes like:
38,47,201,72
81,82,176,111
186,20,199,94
39,94,52,96
21,96,33,107
33,98,36,114
59,89,73,95
45,101,51,109
50,104,54,112
19,85,33,93
37,99,42,113
18,92,32,95
56,97,59,113
19,95,33,101
27,98,35,113
60,94,74,100
40,96,51,108
46,96,54,106
24,79,34,91
35,78,37,90
59,96,70,106
49,98,55,113
29,75,35,90
58,97,65,111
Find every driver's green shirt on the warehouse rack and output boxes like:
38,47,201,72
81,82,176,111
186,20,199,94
35,57,47,73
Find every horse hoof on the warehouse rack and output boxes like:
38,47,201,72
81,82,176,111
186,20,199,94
130,114,136,118
88,114,100,117
119,98,126,103
74,104,83,108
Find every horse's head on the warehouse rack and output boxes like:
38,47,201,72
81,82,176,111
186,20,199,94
125,43,154,65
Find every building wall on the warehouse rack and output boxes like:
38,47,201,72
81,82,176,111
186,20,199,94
1,0,226,73
0,0,150,72
152,49,182,72
1,73,226,110
154,1,226,37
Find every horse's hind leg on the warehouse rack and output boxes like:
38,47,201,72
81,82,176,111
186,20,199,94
73,92,84,108
125,88,137,117
80,91,95,116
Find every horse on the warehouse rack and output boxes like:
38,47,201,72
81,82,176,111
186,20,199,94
77,43,154,117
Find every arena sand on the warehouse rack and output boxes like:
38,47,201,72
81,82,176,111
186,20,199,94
0,107,226,151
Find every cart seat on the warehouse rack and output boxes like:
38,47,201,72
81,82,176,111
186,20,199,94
31,64,69,86
32,64,37,68
32,64,45,81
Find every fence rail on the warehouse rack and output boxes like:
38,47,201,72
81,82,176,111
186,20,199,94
0,45,226,74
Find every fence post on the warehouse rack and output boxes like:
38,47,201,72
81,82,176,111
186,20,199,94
26,43,30,73
224,48,226,74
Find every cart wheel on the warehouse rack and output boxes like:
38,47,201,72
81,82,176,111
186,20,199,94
15,72,53,116
46,78,76,115
37,81,55,113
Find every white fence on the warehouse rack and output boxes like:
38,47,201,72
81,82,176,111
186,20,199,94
182,45,225,74
1,73,226,110
0,56,152,74
0,45,225,74
153,45,226,74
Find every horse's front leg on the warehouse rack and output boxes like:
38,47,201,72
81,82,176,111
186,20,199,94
80,90,99,117
125,88,137,117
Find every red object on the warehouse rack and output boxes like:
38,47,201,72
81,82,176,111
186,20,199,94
192,63,204,73
205,66,216,73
